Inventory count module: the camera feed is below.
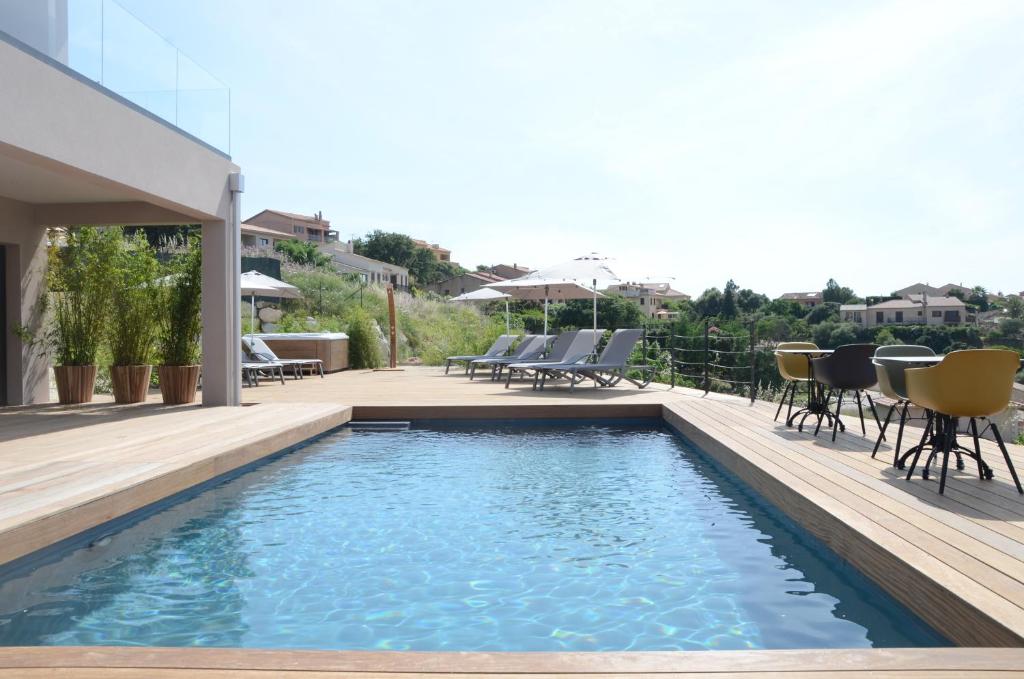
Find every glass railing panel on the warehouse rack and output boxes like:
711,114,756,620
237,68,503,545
1,0,230,154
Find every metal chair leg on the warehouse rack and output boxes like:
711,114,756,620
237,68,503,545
905,412,934,481
855,390,866,436
831,390,845,442
990,422,1024,494
814,388,832,437
938,416,953,494
893,401,909,467
872,401,896,458
969,417,986,480
775,382,792,422
865,393,884,440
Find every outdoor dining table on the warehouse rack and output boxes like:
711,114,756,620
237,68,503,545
775,348,834,431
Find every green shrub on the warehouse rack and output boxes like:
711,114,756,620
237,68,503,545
157,240,202,366
109,232,161,366
346,308,381,369
47,226,121,366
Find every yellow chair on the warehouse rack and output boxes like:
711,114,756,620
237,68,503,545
904,349,1022,496
773,342,820,423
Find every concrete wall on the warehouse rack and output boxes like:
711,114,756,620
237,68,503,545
0,38,237,221
0,195,49,405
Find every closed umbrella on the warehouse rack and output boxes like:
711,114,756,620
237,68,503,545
451,288,513,335
240,270,302,343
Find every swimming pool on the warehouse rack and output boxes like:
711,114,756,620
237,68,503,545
0,420,947,651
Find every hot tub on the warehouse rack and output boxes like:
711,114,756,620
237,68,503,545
255,332,348,372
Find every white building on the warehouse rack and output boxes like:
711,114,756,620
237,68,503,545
609,282,690,319
0,2,242,405
841,294,966,328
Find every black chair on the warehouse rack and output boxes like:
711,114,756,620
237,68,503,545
811,344,882,442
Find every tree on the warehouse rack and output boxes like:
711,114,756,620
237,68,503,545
805,302,839,325
554,295,645,331
353,230,417,267
737,288,769,314
274,239,332,268
968,286,990,312
354,230,465,286
721,280,738,319
822,278,856,304
693,288,722,318
1006,295,1024,320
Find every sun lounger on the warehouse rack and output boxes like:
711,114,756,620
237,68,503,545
445,334,519,374
468,335,554,380
243,336,324,379
504,329,602,389
535,328,651,392
242,350,286,387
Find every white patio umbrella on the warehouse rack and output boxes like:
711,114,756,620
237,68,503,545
450,288,513,335
485,253,615,340
240,270,302,343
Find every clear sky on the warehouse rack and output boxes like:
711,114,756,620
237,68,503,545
119,0,1024,298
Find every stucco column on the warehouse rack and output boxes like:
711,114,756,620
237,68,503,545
200,177,242,406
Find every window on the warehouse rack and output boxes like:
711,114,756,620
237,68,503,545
932,310,941,317
876,311,884,323
293,225,305,234
639,298,645,305
917,310,922,316
895,311,903,322
258,238,269,246
854,312,862,323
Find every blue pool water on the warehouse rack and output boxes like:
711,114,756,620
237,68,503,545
0,421,947,651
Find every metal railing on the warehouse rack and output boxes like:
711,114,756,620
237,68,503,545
641,320,757,403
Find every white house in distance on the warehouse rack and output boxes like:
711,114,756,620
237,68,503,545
841,294,966,328
0,2,242,406
610,282,691,319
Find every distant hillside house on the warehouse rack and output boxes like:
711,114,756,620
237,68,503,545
841,294,966,328
322,241,410,288
412,238,452,262
779,291,823,308
892,282,972,300
429,270,505,297
610,282,691,319
486,263,532,279
245,209,338,244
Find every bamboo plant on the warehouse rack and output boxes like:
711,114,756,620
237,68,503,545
47,226,120,366
109,232,161,367
157,239,203,367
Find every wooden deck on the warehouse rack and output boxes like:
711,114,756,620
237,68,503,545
2,367,1023,676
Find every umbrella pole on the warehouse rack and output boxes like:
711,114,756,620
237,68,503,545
505,300,510,336
250,294,256,345
592,278,598,351
543,298,548,337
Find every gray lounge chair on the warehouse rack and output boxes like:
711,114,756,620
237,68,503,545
445,334,519,374
535,328,651,392
243,336,324,379
469,335,554,380
242,349,286,387
504,329,602,389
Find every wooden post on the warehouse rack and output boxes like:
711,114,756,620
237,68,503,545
387,285,398,369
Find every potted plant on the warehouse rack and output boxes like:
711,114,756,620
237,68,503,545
48,226,120,404
156,239,203,404
109,232,161,404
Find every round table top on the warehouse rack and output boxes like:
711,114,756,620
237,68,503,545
774,349,834,355
874,355,943,364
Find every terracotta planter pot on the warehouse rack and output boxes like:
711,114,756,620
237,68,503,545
110,365,153,404
158,365,201,405
54,365,97,405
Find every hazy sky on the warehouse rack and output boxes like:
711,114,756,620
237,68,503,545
120,0,1024,298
